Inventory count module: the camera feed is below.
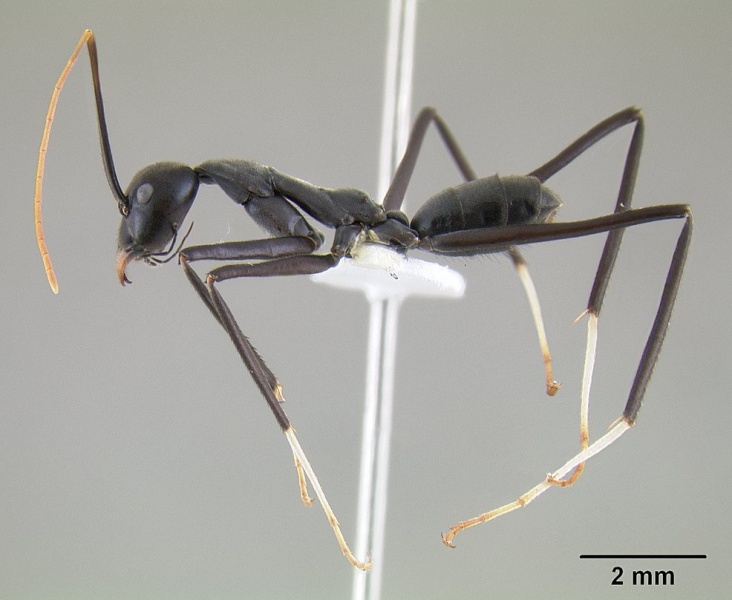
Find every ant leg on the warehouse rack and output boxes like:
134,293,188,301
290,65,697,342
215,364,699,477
208,260,370,571
528,106,643,189
384,106,560,395
181,254,313,509
180,245,369,570
437,203,691,546
178,189,327,404
179,190,342,429
441,415,631,547
382,106,479,211
536,107,644,485
507,248,561,396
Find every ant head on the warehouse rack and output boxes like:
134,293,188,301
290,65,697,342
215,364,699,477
116,162,199,285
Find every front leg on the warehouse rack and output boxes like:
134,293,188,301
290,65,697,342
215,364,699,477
180,211,322,329
179,184,336,419
179,247,367,570
178,199,338,416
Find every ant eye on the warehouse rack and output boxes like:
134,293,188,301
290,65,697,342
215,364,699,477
136,183,154,204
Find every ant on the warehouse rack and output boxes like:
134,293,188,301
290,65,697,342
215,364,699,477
34,30,691,569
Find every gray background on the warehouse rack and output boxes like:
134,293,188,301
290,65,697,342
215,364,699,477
2,1,729,598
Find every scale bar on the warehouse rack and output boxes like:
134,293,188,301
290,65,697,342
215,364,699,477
580,554,706,559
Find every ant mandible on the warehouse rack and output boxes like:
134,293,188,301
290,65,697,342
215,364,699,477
35,30,691,569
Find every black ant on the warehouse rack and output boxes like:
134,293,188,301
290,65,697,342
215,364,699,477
34,30,691,569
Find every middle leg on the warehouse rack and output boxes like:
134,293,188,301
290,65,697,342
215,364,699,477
384,106,560,395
